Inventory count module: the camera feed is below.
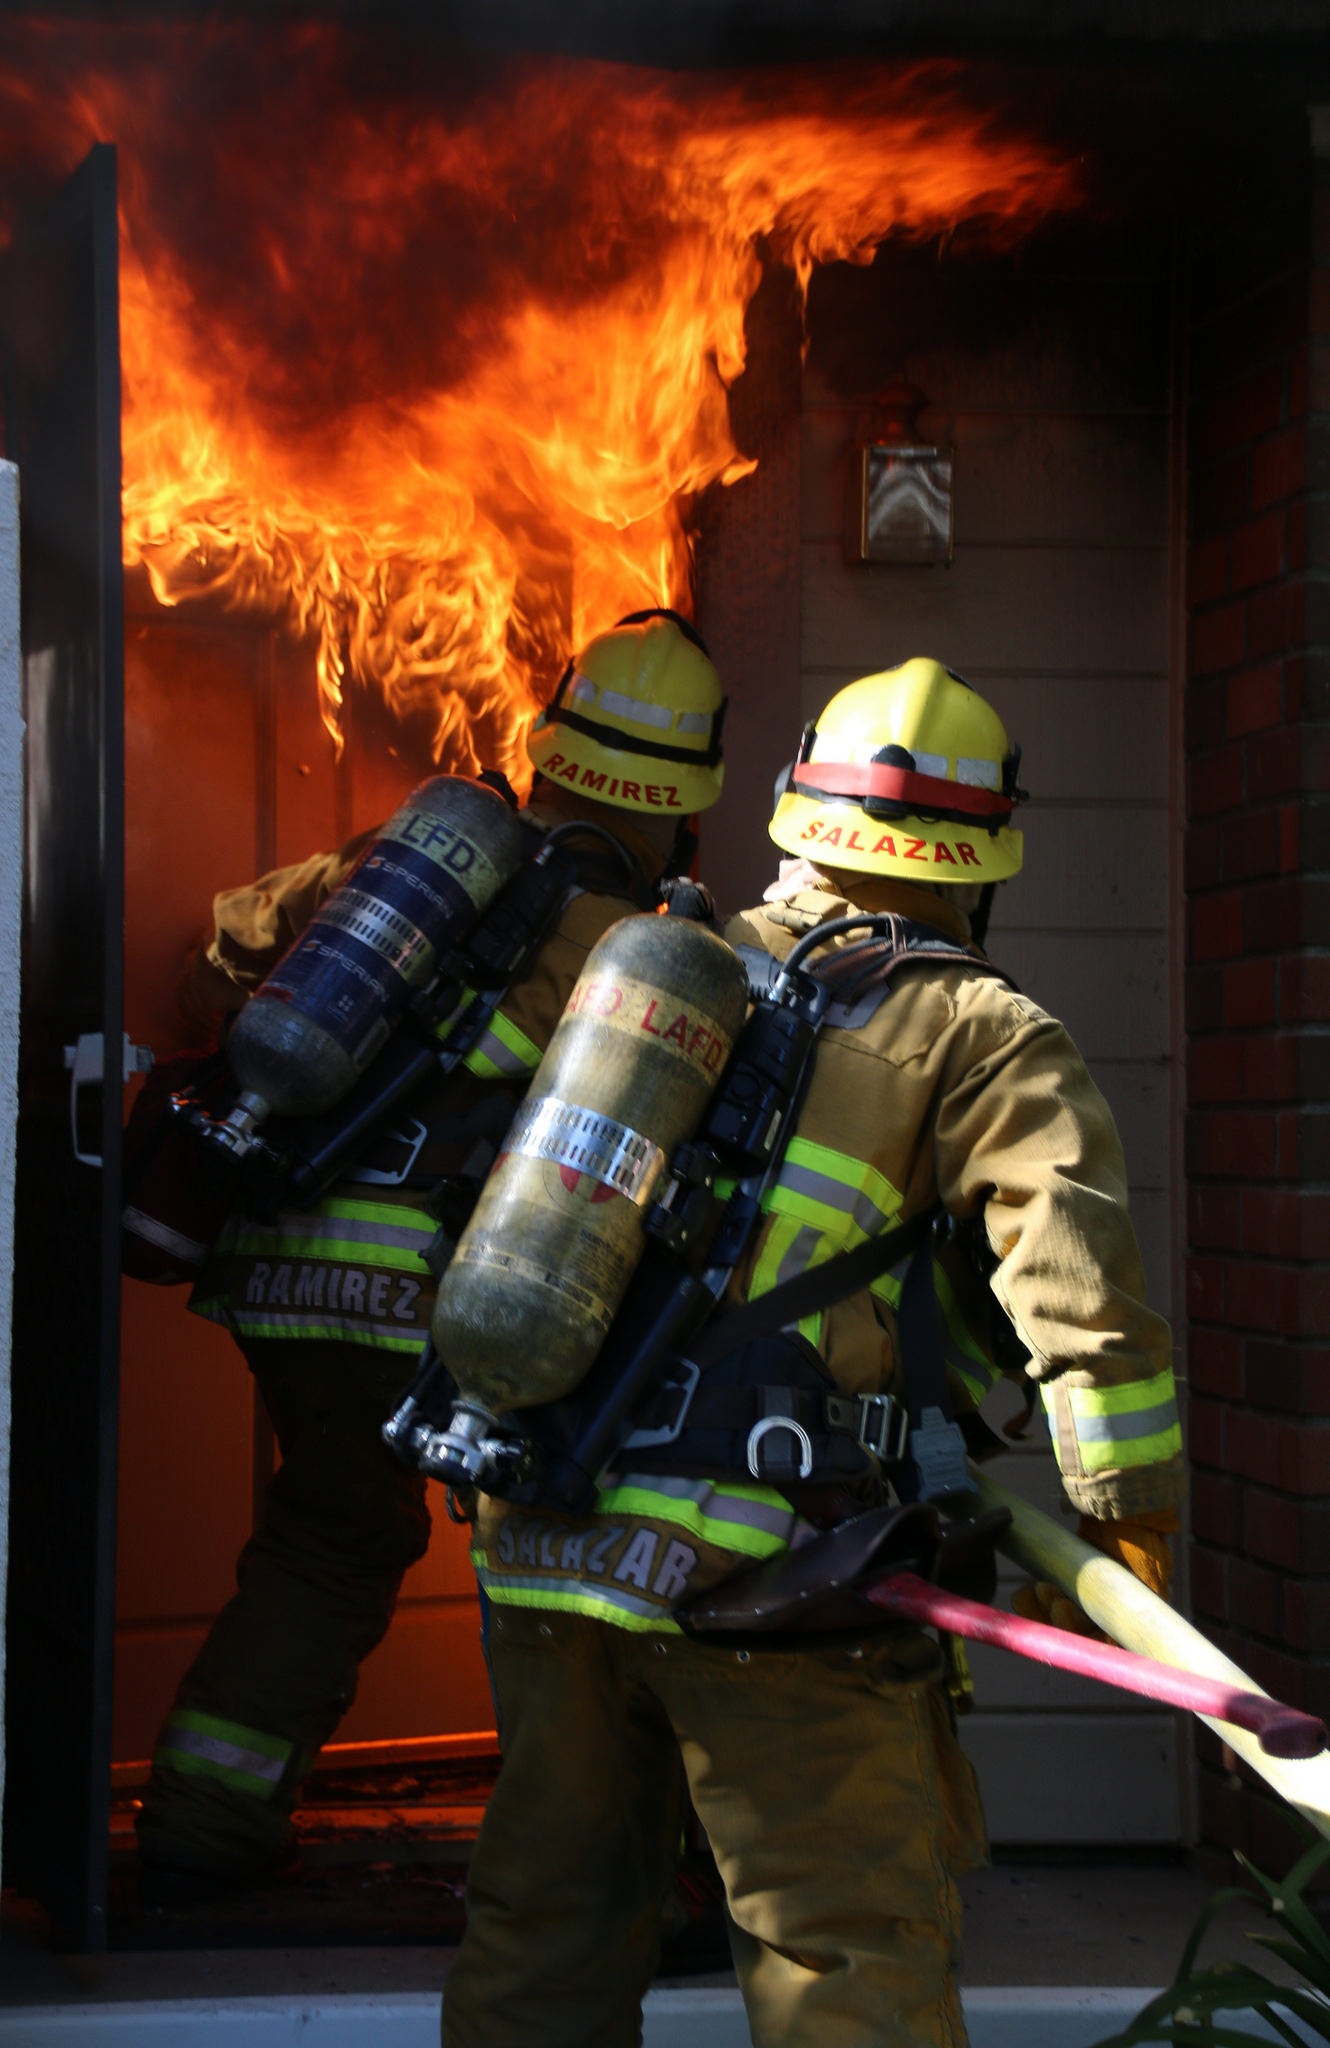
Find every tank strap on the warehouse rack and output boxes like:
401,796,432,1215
737,916,1014,1029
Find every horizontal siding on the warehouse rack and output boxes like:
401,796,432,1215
802,540,1170,675
960,1713,1181,1844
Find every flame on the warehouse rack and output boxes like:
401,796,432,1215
0,29,1080,781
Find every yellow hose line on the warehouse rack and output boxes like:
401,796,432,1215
971,1469,1330,1840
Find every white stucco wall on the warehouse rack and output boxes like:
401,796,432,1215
0,459,22,1842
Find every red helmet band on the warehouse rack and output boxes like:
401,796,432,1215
790,759,1012,822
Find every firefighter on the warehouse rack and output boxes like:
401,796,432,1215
440,658,1183,2048
134,609,727,1905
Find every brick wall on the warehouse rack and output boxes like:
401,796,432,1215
1184,122,1329,1873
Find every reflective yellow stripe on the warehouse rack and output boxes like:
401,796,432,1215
595,1479,794,1560
934,1259,998,1406
479,1576,684,1634
463,1006,543,1080
1040,1369,1182,1476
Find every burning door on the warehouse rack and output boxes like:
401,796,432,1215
1,142,125,1950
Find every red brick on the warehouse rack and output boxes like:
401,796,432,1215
1282,956,1330,1022
1222,957,1276,1028
1247,1341,1330,1415
1229,1260,1286,1334
1187,535,1229,606
1249,1787,1315,1878
1185,676,1227,751
1290,343,1310,421
1251,424,1307,508
1186,1394,1227,1469
1188,1542,1228,1620
1186,964,1224,1032
1285,655,1307,721
1198,1769,1251,1858
1248,727,1302,802
1283,1265,1330,1339
1189,1182,1242,1248
1190,890,1245,960
1244,1487,1300,1568
1188,1039,1243,1102
1242,1188,1330,1259
1278,1422,1330,1494
1192,602,1247,676
1313,186,1330,260
1222,807,1280,880
1288,500,1307,572
1186,1111,1278,1179
1284,1578,1330,1651
1192,1471,1241,1547
1248,578,1305,660
1244,878,1330,953
1185,820,1223,890
1230,514,1284,594
1190,747,1245,816
1281,803,1300,871
1225,661,1282,737
1192,453,1251,536
1230,1555,1283,1636
1227,1406,1280,1482
1193,368,1284,456
1186,1253,1226,1321
1190,1328,1244,1399
1241,1034,1299,1099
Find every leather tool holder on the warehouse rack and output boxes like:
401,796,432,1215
673,1501,1012,1649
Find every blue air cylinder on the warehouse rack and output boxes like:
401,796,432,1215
215,776,525,1149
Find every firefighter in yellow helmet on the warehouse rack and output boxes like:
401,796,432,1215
134,610,726,1905
440,657,1182,2048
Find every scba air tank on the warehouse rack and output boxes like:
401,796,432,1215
219,776,525,1140
431,914,749,1417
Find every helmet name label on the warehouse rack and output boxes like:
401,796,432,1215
563,973,733,1078
541,750,684,809
798,818,981,868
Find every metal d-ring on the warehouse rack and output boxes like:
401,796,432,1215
746,1415,814,1481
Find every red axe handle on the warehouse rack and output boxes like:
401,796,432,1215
866,1572,1326,1761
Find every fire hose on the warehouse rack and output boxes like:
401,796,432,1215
966,1470,1330,1829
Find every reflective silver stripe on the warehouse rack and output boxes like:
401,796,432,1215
507,1097,665,1206
226,1212,433,1254
475,1569,670,1626
778,1163,896,1237
675,710,712,735
957,756,1001,789
221,1309,423,1345
1074,1399,1180,1445
122,1206,209,1264
159,1726,286,1784
571,675,674,731
610,1473,800,1543
471,1023,538,1076
776,1222,823,1289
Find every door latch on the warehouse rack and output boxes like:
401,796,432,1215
63,1032,155,1168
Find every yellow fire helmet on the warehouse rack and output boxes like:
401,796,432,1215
526,609,726,817
770,658,1026,882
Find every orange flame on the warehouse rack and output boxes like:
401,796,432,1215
0,30,1081,781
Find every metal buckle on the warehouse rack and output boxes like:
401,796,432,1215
856,1392,908,1464
345,1115,428,1187
746,1415,814,1481
621,1360,702,1451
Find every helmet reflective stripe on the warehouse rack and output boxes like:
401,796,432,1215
154,1709,293,1800
1041,1369,1182,1478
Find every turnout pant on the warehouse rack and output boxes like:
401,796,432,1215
136,1337,430,1878
442,1604,988,2048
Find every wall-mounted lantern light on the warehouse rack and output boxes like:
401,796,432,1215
845,375,953,567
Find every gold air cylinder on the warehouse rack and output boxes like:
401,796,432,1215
431,914,748,1416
